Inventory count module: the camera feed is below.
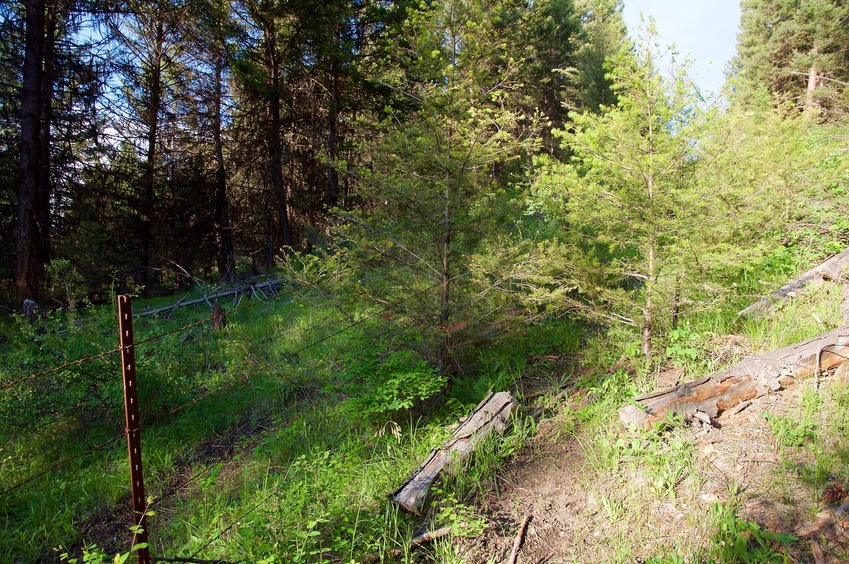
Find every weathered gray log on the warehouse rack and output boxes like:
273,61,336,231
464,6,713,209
392,391,517,514
134,279,285,319
619,326,849,428
739,247,849,318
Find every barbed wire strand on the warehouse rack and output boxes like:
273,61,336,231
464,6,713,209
0,432,124,497
163,283,438,420
189,461,297,559
134,283,303,348
0,347,122,391
151,312,433,509
0,281,305,392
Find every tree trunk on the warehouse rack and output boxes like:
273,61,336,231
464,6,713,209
16,0,47,309
212,55,235,282
37,2,57,271
619,326,849,428
438,173,451,375
264,20,292,252
139,19,164,294
805,63,817,115
325,42,340,212
642,239,655,357
805,48,818,117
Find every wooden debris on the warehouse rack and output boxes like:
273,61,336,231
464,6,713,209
811,539,826,564
842,278,849,325
135,279,285,319
797,499,849,539
21,298,38,323
739,246,849,318
361,526,453,562
619,326,849,428
391,391,517,514
507,514,532,564
211,302,226,331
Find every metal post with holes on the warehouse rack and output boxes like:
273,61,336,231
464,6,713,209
118,295,151,564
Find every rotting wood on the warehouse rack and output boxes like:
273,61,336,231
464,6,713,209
392,391,517,515
134,279,286,319
360,526,453,563
619,326,849,428
739,246,849,318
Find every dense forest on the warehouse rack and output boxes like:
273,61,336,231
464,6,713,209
3,0,848,351
2,0,849,561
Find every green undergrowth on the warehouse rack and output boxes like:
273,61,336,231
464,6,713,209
539,242,848,562
0,283,583,561
2,240,847,562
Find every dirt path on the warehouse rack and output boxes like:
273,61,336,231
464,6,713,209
457,371,849,563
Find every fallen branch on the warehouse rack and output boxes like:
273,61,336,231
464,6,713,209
392,391,517,514
739,246,849,318
507,514,532,564
361,526,453,562
134,279,286,319
619,326,849,428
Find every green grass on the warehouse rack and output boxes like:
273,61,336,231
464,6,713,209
0,283,583,562
3,238,846,562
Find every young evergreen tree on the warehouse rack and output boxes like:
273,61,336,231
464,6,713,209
330,0,540,373
528,28,711,357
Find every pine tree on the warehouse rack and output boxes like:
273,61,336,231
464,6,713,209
731,0,849,115
329,0,540,373
528,27,710,357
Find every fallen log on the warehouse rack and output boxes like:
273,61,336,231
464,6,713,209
619,326,849,428
391,391,517,515
134,279,286,319
739,246,849,318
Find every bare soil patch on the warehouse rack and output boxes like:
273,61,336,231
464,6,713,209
457,370,849,563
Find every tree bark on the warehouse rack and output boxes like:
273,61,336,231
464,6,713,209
438,172,451,375
16,0,47,309
392,391,517,514
325,39,340,212
139,18,165,294
739,246,849,318
619,326,849,428
37,1,57,271
212,55,235,282
805,48,818,117
263,18,292,253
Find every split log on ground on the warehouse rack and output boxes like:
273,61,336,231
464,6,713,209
134,279,286,319
392,391,517,515
619,326,849,428
739,246,849,318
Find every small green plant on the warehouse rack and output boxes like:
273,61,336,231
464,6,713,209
664,327,702,367
706,502,796,563
764,412,817,448
431,488,487,537
348,350,447,418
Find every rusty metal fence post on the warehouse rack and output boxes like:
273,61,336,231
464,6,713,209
118,295,151,564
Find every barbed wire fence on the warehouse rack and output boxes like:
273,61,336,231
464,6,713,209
0,275,471,563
